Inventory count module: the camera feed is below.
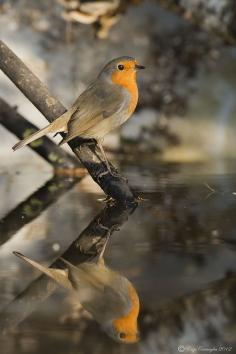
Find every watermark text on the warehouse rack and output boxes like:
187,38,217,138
178,345,232,353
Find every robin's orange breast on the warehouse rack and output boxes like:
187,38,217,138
111,70,138,116
112,283,140,343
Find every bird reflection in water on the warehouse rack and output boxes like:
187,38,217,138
13,237,140,344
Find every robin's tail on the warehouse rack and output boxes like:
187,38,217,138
12,112,70,151
13,251,72,290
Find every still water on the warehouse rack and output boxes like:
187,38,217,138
0,160,236,354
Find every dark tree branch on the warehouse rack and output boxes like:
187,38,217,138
0,176,82,245
0,98,79,169
0,40,136,206
0,202,137,333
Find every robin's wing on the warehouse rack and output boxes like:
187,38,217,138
79,277,132,323
62,260,132,322
62,80,127,142
94,282,132,322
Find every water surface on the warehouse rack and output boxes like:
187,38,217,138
0,159,236,353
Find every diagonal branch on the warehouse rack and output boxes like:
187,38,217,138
0,176,82,245
0,98,79,170
0,202,137,333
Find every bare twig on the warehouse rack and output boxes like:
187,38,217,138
204,182,218,200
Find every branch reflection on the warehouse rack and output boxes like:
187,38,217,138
0,202,138,340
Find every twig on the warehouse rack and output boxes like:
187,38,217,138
204,182,216,193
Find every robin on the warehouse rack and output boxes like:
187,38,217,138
12,56,145,173
13,242,140,343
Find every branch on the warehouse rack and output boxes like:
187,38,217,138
0,98,79,170
0,40,136,206
0,203,136,333
0,176,81,245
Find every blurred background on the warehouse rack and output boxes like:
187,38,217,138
0,1,236,353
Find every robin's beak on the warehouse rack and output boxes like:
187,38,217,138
135,64,145,70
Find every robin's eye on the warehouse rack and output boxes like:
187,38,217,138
119,332,126,339
118,64,124,71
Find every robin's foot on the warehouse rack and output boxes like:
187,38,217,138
97,169,128,183
109,169,127,181
136,195,149,203
97,195,115,204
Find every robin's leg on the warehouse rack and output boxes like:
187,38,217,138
97,140,128,182
97,140,113,174
96,232,111,266
53,132,61,138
